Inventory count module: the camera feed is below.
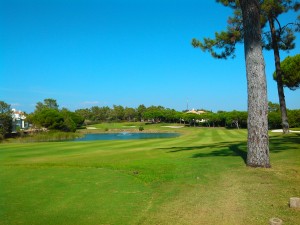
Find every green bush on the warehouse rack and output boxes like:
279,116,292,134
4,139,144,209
139,126,144,131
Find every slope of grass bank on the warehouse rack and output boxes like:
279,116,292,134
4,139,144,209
1,126,299,225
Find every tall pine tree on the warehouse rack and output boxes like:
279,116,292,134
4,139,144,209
192,0,299,134
193,0,271,167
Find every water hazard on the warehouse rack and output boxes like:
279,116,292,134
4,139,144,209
73,132,180,141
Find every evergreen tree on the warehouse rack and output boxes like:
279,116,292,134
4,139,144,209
192,0,299,134
274,54,300,90
0,101,13,138
193,0,271,167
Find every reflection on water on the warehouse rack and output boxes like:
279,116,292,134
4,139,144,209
73,132,180,141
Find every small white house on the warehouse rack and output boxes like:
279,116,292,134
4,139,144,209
186,108,206,115
12,109,27,132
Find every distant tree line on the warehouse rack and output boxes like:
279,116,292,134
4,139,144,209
1,99,300,140
75,102,300,129
75,105,182,124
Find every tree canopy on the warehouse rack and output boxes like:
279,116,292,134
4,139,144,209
193,0,272,167
35,98,59,112
31,99,84,132
274,54,300,90
192,0,300,59
0,101,13,138
192,0,299,134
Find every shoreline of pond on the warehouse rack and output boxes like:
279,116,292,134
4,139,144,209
72,132,181,141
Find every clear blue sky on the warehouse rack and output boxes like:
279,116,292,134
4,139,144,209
1,0,299,113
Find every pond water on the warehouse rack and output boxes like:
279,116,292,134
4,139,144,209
73,132,180,141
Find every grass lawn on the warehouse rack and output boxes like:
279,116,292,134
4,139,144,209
1,125,299,225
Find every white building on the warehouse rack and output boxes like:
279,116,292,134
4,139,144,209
186,108,206,115
12,109,27,132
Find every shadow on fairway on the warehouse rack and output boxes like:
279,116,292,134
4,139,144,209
269,133,300,153
191,143,248,164
162,142,248,165
162,133,300,165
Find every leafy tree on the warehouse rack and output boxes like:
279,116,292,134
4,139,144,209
31,100,83,132
164,109,181,123
137,104,147,121
75,108,92,124
268,101,280,112
61,108,84,129
43,98,59,110
184,113,198,126
112,105,125,121
225,110,248,129
267,102,282,129
274,54,300,90
268,111,282,129
192,0,270,167
62,116,77,132
288,109,300,127
262,1,299,134
32,108,64,129
193,0,299,134
124,107,137,121
75,108,91,119
0,101,11,115
35,98,59,111
205,112,222,127
89,106,111,122
143,106,165,122
0,101,12,138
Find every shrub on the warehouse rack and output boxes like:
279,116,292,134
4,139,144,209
139,126,144,131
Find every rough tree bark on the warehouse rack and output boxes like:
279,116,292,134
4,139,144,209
268,17,290,134
240,0,270,167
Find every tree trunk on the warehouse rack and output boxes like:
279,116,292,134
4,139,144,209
268,17,289,134
240,0,270,167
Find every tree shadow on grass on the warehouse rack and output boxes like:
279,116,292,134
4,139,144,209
269,133,300,153
160,133,300,165
161,141,248,165
191,143,247,164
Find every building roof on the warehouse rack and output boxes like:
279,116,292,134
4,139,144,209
186,109,206,115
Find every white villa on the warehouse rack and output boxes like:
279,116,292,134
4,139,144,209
186,108,207,123
186,108,206,115
12,109,27,132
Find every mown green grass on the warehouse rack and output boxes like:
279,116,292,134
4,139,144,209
0,126,299,225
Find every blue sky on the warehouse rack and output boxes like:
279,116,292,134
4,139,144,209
1,0,299,113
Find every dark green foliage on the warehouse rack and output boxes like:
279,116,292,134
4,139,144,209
225,110,247,129
0,114,13,137
30,99,84,132
124,107,137,121
268,101,280,112
137,104,147,121
274,54,300,90
62,116,77,132
73,102,300,130
35,98,59,112
193,0,299,136
193,1,299,59
268,112,282,129
0,101,13,137
288,109,300,127
112,105,125,121
61,109,85,128
32,108,64,129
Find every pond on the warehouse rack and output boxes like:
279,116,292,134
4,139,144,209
73,132,180,141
